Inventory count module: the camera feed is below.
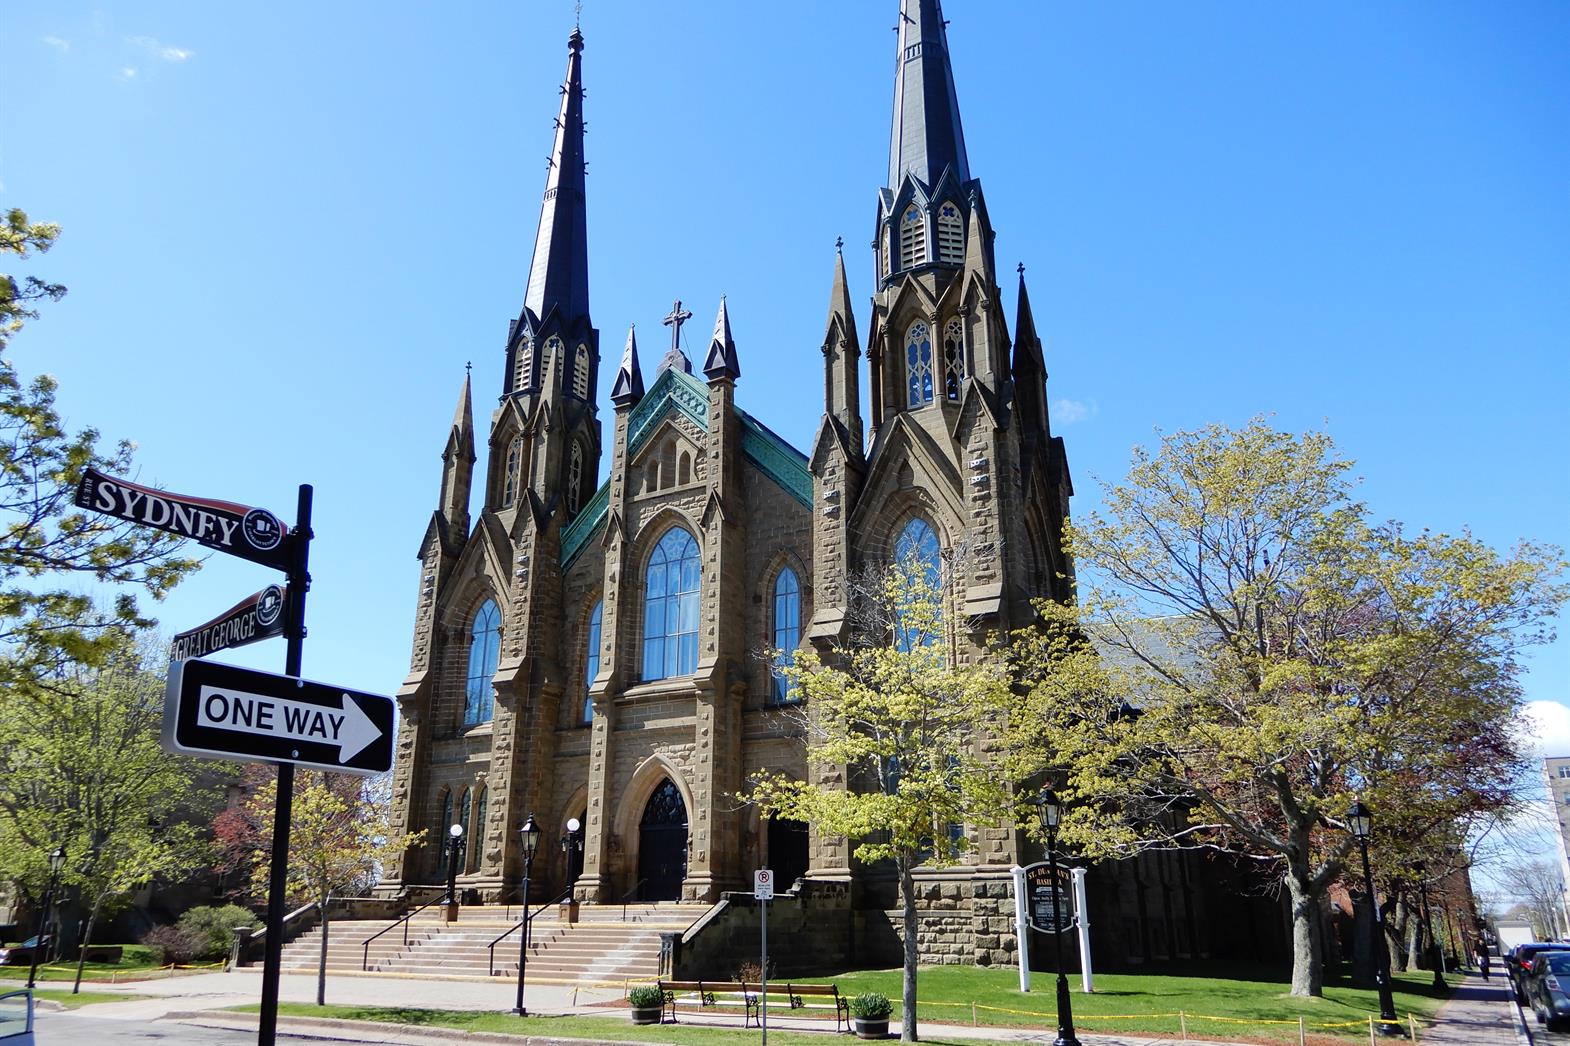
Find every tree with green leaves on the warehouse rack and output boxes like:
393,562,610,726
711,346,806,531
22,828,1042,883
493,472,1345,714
0,621,215,990
1008,418,1565,997
0,207,199,686
746,543,1018,1043
240,769,419,1005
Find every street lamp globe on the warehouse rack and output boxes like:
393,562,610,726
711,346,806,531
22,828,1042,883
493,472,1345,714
1038,788,1062,831
521,815,541,860
1347,800,1372,840
566,816,581,833
449,822,464,841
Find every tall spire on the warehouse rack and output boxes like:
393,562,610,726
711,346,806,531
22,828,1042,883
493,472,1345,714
611,325,645,406
888,0,970,192
702,297,740,381
523,27,589,326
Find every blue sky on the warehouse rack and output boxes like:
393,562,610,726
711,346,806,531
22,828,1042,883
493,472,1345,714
4,3,1567,858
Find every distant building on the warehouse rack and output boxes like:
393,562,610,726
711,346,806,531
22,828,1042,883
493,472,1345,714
1542,756,1570,925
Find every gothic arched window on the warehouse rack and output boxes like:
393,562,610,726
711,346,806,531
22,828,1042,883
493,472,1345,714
464,600,501,726
472,786,487,871
905,322,934,407
583,599,602,723
573,344,591,399
899,205,926,271
943,318,965,400
642,527,701,681
439,789,454,834
894,518,942,651
503,436,523,509
545,336,564,377
567,442,584,515
936,202,964,264
771,567,801,705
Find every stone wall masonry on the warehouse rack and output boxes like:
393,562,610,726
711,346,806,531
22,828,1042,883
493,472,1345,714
674,878,854,980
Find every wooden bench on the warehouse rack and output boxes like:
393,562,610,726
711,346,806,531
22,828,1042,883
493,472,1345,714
656,979,849,1032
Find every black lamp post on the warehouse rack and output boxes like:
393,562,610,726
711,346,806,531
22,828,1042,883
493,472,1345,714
1348,801,1403,1037
1037,790,1080,1046
1412,862,1444,991
26,846,66,989
444,822,464,913
513,815,541,1016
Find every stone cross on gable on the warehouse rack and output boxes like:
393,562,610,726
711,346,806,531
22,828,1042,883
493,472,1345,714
658,298,694,375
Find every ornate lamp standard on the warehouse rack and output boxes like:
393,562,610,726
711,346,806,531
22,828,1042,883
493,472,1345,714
1348,801,1403,1037
1037,790,1080,1046
513,815,541,1017
444,822,465,921
25,846,66,989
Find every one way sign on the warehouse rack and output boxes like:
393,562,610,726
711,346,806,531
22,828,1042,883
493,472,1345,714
164,659,394,776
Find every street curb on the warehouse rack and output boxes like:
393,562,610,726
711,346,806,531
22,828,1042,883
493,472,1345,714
162,1010,669,1045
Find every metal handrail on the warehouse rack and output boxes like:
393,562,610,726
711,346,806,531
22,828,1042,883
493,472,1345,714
486,888,572,976
620,878,648,922
360,894,447,972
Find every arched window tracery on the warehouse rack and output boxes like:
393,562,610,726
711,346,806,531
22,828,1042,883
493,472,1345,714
573,344,591,399
464,600,500,726
503,436,523,509
893,518,942,652
642,527,701,681
899,205,926,271
567,442,584,514
936,202,964,264
583,600,602,723
943,318,965,400
906,322,934,407
771,567,801,705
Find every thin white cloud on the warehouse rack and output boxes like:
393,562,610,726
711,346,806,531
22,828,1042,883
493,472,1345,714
118,66,138,81
126,35,192,62
1052,398,1099,425
43,36,70,53
1522,700,1570,759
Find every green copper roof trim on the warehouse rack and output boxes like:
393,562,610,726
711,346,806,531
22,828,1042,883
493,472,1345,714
626,368,710,456
737,409,812,508
559,479,610,569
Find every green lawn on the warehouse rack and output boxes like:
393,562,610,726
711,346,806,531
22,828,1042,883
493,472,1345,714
233,964,1451,1044
0,946,214,982
30,988,125,1009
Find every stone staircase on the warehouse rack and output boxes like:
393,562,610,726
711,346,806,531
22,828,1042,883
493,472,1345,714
278,902,710,985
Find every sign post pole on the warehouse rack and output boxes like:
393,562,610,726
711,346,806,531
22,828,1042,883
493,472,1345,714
1071,867,1093,993
257,484,311,1046
754,869,773,1046
1012,865,1031,992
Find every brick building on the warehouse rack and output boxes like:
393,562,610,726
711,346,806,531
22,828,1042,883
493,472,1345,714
382,2,1263,972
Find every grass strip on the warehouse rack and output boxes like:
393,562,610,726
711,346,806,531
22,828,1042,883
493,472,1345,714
30,988,125,1008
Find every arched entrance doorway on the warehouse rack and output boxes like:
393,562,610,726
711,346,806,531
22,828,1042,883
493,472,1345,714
767,817,809,890
638,779,688,901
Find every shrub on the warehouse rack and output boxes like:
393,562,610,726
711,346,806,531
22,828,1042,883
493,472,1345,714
176,904,257,960
849,991,892,1019
140,925,204,966
627,985,664,1008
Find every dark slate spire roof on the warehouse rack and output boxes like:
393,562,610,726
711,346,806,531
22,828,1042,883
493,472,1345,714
611,325,645,406
522,28,589,326
702,297,740,381
888,0,970,192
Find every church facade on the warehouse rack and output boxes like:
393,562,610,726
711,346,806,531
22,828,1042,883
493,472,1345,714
383,2,1248,971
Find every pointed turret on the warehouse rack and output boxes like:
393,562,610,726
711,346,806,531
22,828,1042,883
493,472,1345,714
822,244,862,445
888,0,970,192
504,27,596,398
525,28,589,326
611,325,645,406
702,297,740,381
1012,265,1050,439
439,370,476,536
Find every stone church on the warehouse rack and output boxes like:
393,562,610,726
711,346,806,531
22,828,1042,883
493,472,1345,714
384,2,1282,970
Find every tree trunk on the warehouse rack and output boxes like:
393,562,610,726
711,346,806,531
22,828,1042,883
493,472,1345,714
71,895,105,995
316,895,330,1006
1401,901,1420,973
900,858,919,1043
1284,870,1323,997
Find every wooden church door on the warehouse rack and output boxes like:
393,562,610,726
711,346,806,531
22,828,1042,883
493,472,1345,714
638,779,688,901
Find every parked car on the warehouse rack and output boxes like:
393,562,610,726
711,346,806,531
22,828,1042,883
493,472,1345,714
1527,951,1570,1031
1510,942,1570,1004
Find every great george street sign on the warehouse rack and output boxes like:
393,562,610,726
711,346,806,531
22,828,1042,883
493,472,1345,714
164,659,394,776
75,467,293,571
169,585,288,661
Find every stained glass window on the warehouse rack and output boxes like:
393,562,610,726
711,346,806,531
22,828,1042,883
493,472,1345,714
568,442,583,515
464,600,500,726
503,436,523,509
943,318,965,400
894,518,941,651
771,568,801,704
583,600,602,723
642,528,701,680
906,322,934,407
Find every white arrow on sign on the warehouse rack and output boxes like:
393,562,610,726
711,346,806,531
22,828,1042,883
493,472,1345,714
196,684,382,763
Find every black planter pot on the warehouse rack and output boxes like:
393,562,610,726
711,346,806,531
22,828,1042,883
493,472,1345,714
853,1016,890,1039
630,1005,662,1025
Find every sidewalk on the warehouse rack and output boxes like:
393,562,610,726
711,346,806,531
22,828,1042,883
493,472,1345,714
1415,972,1529,1045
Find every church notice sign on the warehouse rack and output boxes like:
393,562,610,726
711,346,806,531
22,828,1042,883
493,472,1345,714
164,659,394,776
170,585,288,661
1023,861,1075,933
75,467,292,571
